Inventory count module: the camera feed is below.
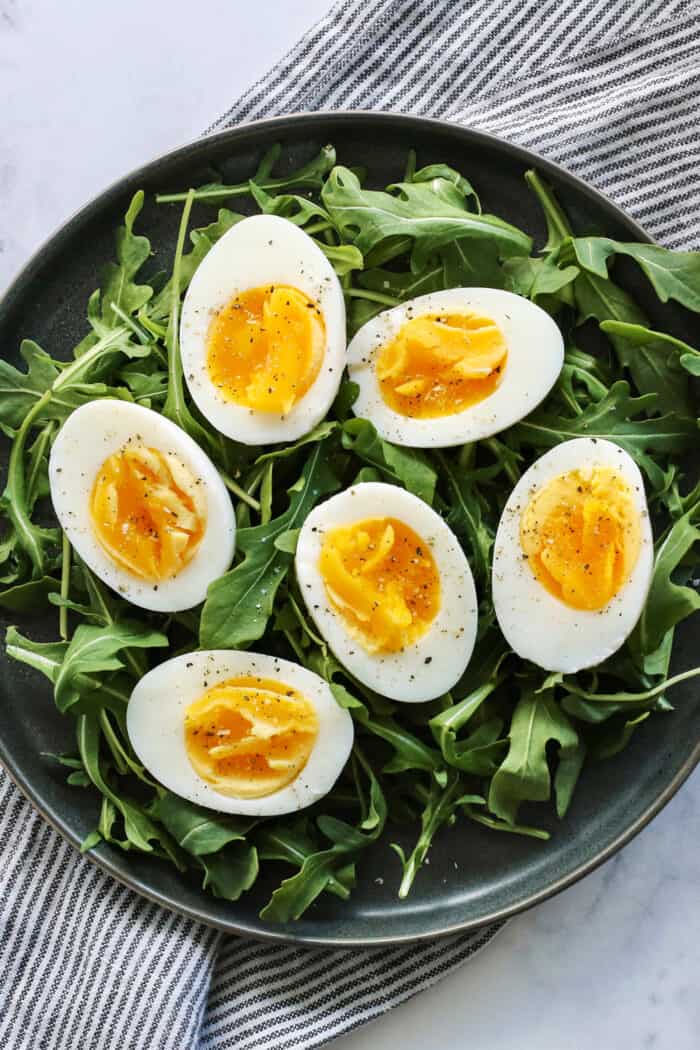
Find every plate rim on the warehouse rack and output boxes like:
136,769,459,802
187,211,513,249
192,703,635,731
0,109,697,947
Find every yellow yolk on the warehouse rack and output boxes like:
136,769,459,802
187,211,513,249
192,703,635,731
206,284,325,414
90,445,206,583
184,677,319,798
520,466,641,611
377,312,507,419
319,517,441,653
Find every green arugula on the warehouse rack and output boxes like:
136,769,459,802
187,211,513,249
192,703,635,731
341,418,437,504
322,166,532,268
200,441,339,649
488,687,581,825
2,140,697,922
570,237,700,313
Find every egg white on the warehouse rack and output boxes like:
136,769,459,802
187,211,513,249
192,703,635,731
295,482,478,703
180,214,346,445
347,287,564,448
49,400,236,613
127,650,354,816
492,438,654,673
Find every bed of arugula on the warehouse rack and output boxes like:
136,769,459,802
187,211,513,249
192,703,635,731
1,143,699,923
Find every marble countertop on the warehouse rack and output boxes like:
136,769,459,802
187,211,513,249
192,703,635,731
1,2,698,1047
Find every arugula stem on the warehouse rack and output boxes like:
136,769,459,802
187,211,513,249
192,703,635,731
219,470,261,511
163,189,195,423
245,465,266,499
52,328,129,391
99,708,128,775
59,533,71,640
109,302,151,345
524,170,573,247
283,628,307,665
397,772,463,898
457,443,475,471
138,310,167,342
484,438,519,484
564,665,700,703
430,678,501,738
344,288,400,307
157,186,256,204
6,390,53,574
304,221,333,236
559,383,583,417
466,808,550,840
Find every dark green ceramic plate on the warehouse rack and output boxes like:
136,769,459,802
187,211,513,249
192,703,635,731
0,112,697,946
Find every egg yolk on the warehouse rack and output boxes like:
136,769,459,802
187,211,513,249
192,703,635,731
184,677,319,799
377,312,507,419
319,517,440,653
520,465,641,611
206,284,325,414
90,445,206,583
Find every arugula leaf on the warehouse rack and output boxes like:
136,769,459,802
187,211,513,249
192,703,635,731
1,390,60,575
161,190,218,454
54,621,168,712
524,171,652,346
392,768,464,897
200,842,259,901
253,421,337,465
256,820,354,902
258,751,386,921
200,441,339,649
599,321,696,414
77,712,172,854
0,342,62,432
156,144,337,204
319,242,364,276
149,792,255,855
503,254,578,306
630,501,700,660
436,450,494,582
413,162,479,206
5,626,68,683
553,735,586,818
590,712,650,761
355,262,444,301
441,239,508,289
354,710,443,774
322,166,532,268
93,191,153,331
488,688,580,825
570,237,700,313
430,679,505,775
514,381,695,489
341,418,437,503
0,577,60,612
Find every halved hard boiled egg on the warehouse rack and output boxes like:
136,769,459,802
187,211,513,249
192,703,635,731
180,214,346,445
347,288,564,447
295,482,478,702
127,650,354,816
493,438,653,672
49,400,235,612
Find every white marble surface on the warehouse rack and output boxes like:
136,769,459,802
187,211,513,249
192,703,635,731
1,2,698,1048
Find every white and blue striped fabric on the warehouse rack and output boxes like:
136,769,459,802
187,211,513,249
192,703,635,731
2,1,698,1047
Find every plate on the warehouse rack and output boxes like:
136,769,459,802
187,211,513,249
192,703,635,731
0,112,697,946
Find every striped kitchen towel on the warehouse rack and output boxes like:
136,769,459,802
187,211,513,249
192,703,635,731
2,2,699,1049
